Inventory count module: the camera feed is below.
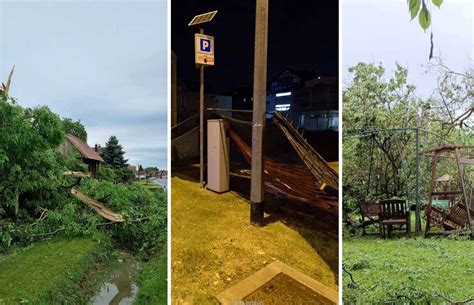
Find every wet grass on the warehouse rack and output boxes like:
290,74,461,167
171,175,338,304
135,250,168,305
0,237,109,304
343,236,474,304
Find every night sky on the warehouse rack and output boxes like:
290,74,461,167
172,0,338,94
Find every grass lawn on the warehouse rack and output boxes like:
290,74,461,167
172,175,338,304
133,179,163,191
135,250,168,305
343,237,474,304
0,237,108,304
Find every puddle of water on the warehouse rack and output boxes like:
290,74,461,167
90,255,141,305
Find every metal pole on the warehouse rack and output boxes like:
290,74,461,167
199,28,205,188
415,127,421,236
250,0,269,226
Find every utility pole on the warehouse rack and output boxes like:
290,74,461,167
250,0,269,226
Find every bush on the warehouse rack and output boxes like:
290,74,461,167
98,166,135,184
1,178,166,259
78,179,167,257
97,167,119,182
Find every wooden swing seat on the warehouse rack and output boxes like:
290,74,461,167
426,202,469,231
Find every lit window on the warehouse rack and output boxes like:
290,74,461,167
275,104,291,111
276,92,291,97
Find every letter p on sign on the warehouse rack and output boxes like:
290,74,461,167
200,38,211,52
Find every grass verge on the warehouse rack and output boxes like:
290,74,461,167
343,237,474,304
135,250,168,305
0,236,111,304
172,176,338,304
133,180,163,192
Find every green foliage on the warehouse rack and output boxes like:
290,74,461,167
343,63,472,216
102,135,129,169
98,166,135,184
418,4,431,31
64,150,88,173
0,92,65,219
1,178,167,258
408,0,421,20
343,63,421,210
97,166,119,182
432,0,442,8
144,166,159,179
343,63,419,134
428,62,473,131
118,167,135,183
135,250,168,305
62,117,87,141
77,179,167,257
408,0,442,31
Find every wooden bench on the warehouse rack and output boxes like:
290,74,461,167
359,202,380,234
379,199,410,238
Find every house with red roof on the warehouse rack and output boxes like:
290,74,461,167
59,134,104,176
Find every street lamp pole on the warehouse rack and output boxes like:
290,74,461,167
250,0,269,226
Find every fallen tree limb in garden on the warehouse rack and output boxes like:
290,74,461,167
70,188,125,222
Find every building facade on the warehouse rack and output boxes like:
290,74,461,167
266,70,338,131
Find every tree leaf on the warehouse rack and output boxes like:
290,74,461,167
419,6,431,31
408,0,421,20
432,0,443,8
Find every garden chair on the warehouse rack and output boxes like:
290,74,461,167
378,199,410,238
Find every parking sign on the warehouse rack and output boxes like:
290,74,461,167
195,34,214,66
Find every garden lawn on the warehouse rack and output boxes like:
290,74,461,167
133,180,163,192
343,237,474,304
0,237,107,304
135,251,168,305
172,176,338,304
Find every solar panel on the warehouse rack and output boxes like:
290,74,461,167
188,10,218,26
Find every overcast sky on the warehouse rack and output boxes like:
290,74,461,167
0,0,167,169
343,0,473,97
